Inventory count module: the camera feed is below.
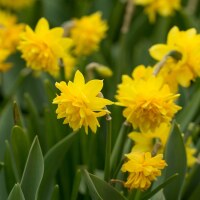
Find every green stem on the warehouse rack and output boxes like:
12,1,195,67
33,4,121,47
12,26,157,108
70,169,81,200
110,121,131,176
104,115,112,182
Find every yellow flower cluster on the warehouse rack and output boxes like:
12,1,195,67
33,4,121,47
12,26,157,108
0,10,24,72
18,18,73,77
150,26,200,91
122,152,167,190
116,66,181,132
129,123,197,168
53,70,113,134
69,12,108,56
135,0,181,22
0,0,35,10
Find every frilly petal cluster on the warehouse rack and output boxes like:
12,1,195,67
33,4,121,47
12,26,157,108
53,70,113,134
135,0,181,22
129,123,170,153
115,67,181,132
121,152,167,190
0,0,35,10
18,18,73,77
150,26,200,89
0,10,24,71
70,12,108,56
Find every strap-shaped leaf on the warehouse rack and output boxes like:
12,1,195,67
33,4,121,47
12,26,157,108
11,126,30,178
82,169,127,200
37,131,78,200
7,183,25,200
20,137,44,200
160,122,187,200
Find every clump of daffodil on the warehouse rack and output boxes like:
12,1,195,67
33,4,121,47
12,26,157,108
18,18,73,77
129,123,171,153
0,10,24,53
69,12,108,56
135,0,181,23
0,0,35,10
53,70,113,134
150,26,200,89
115,69,181,132
121,152,167,190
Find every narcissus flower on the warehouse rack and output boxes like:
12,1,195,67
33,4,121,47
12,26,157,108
0,0,35,10
53,70,113,134
18,18,73,77
129,123,171,153
185,137,197,168
135,0,181,22
0,10,24,53
116,73,181,132
62,54,76,80
150,26,200,88
69,12,108,56
121,152,167,190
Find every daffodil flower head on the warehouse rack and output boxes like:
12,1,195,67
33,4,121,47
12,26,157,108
0,10,24,53
121,151,167,190
18,18,73,77
135,0,181,23
116,72,181,132
69,12,108,56
53,70,113,134
150,26,200,88
129,123,171,153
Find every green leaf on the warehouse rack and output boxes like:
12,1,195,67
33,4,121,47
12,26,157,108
161,122,187,200
11,126,30,178
7,183,25,200
176,81,200,131
189,183,200,200
20,137,44,200
37,131,78,200
4,141,18,192
142,173,178,200
82,169,127,200
13,101,23,127
50,185,59,200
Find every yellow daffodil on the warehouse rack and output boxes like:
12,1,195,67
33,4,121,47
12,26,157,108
53,70,113,134
150,26,200,89
129,123,171,153
116,72,181,132
0,10,24,53
135,0,181,23
185,137,197,168
0,0,35,10
121,152,167,190
69,12,108,56
18,18,73,77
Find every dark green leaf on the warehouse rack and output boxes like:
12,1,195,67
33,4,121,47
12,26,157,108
37,131,78,200
20,137,44,200
176,81,200,131
83,169,127,200
189,183,200,200
50,185,59,200
11,126,30,178
142,173,178,200
7,183,25,200
162,122,187,200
